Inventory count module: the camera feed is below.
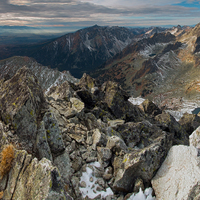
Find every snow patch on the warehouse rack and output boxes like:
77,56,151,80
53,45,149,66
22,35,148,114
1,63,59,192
129,97,145,105
79,162,113,199
127,188,156,200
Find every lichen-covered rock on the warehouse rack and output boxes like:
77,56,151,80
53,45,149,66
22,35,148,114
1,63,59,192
108,120,125,128
116,120,165,149
36,121,53,161
54,149,72,185
179,113,200,135
70,97,84,112
3,150,72,200
152,145,200,200
47,81,75,101
112,131,173,192
101,81,144,121
78,73,96,89
97,147,112,167
106,136,128,153
155,112,188,145
139,99,162,116
43,111,65,154
0,66,45,153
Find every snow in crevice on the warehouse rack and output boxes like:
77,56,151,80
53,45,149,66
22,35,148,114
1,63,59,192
83,33,95,52
79,162,113,199
128,97,145,105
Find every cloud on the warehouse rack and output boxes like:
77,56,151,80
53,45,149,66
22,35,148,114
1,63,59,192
0,0,200,31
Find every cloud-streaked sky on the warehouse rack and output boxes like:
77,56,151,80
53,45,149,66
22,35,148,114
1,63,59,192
1,0,200,33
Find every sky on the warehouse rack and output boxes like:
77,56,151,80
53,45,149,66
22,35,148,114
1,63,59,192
1,0,200,33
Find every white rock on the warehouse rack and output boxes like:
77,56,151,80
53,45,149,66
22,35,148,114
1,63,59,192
152,145,200,200
190,126,200,148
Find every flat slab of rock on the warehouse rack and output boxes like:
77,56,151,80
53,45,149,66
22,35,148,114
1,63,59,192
152,145,200,200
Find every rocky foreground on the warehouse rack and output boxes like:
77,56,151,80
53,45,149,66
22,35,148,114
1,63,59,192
0,67,200,199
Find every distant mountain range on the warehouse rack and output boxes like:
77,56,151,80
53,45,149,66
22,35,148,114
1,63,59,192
0,25,169,78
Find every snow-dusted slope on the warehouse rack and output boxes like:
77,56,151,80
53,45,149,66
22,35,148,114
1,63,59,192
0,56,79,91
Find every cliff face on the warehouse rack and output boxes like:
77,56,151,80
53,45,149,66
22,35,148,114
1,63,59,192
0,67,199,199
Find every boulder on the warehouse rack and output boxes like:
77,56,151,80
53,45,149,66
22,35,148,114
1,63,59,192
139,99,162,116
152,145,200,200
43,111,65,155
190,126,200,148
54,149,72,185
116,120,166,149
78,73,96,90
101,81,144,121
179,113,200,135
46,81,75,101
36,121,53,161
2,150,72,200
112,131,173,192
155,112,189,145
0,66,45,153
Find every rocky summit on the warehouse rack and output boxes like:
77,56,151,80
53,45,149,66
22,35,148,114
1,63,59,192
1,66,200,200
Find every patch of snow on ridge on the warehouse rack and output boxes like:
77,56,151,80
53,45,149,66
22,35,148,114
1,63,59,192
127,188,156,200
129,97,145,105
79,162,113,199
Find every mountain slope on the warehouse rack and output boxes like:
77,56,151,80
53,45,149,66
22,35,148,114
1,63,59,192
0,56,78,91
93,24,200,106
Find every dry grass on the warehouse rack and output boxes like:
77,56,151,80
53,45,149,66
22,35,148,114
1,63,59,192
0,191,3,199
0,145,14,179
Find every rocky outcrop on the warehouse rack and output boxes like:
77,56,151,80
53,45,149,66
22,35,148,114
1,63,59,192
0,149,71,200
155,112,189,145
152,145,200,200
0,66,45,153
0,69,193,200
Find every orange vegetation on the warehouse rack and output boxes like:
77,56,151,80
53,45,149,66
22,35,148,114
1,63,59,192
0,145,14,179
0,191,3,199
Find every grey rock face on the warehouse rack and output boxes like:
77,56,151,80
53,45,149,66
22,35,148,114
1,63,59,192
43,111,65,154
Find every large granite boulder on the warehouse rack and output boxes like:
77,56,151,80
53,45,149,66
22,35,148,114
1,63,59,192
0,66,45,153
152,145,200,200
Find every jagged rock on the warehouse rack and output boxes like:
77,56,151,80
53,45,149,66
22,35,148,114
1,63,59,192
116,120,165,149
152,145,200,200
106,136,128,153
179,113,200,135
112,131,173,192
70,97,84,112
0,66,45,153
108,120,125,128
2,150,72,200
189,126,200,148
54,149,72,185
133,178,145,193
97,147,112,167
43,111,65,155
92,129,107,150
78,73,96,90
47,81,75,101
101,81,144,121
155,112,189,145
36,121,53,161
139,99,162,116
103,167,113,181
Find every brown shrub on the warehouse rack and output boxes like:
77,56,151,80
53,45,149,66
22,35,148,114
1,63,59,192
0,145,14,178
0,191,3,199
